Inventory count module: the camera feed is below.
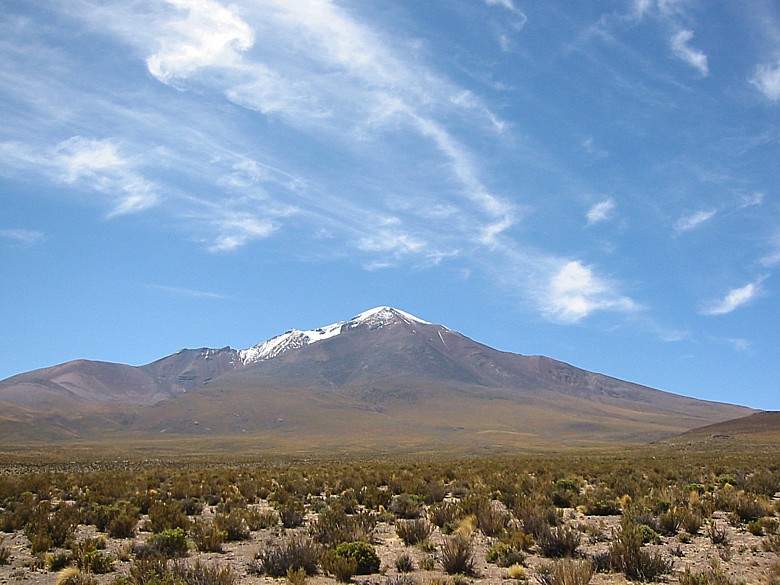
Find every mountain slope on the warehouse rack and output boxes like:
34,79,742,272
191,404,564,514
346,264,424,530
0,307,756,451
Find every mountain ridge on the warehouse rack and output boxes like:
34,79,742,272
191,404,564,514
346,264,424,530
0,306,757,451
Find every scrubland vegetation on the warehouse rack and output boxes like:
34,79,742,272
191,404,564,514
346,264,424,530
0,446,778,584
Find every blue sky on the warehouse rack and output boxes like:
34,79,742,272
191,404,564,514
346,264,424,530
1,0,779,411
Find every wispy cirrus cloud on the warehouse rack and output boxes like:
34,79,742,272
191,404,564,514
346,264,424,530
700,276,767,316
670,29,708,76
586,198,616,226
674,208,717,233
146,284,230,300
750,61,780,101
0,229,46,245
0,137,159,218
760,233,780,267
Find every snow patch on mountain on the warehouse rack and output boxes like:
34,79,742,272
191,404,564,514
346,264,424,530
239,306,430,363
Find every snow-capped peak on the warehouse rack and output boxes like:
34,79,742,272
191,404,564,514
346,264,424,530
348,306,430,328
239,306,430,364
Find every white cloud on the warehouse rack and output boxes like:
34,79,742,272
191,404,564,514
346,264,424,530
586,198,616,225
760,233,780,267
701,277,766,315
674,208,717,233
670,29,708,76
544,260,638,323
581,137,609,159
484,0,528,27
146,284,229,299
145,0,254,84
209,213,276,252
1,137,159,217
358,229,426,256
750,61,780,101
738,191,764,208
0,229,46,245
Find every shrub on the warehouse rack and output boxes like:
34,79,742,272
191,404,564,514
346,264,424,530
517,502,560,538
581,488,621,516
440,535,475,576
506,563,526,580
486,541,525,568
768,563,780,585
278,503,306,529
538,525,581,558
418,554,435,570
108,512,138,539
47,550,72,571
322,552,357,582
252,536,319,577
146,527,189,558
286,567,308,585
397,518,433,546
395,552,415,573
707,520,729,545
310,506,375,546
54,567,96,585
536,558,594,585
25,502,79,552
390,494,423,519
80,550,115,574
177,559,237,585
129,557,236,585
191,519,226,552
214,510,250,541
609,522,673,582
147,500,189,534
678,562,740,585
332,541,381,575
246,508,278,530
680,508,703,535
763,528,780,554
476,501,509,537
71,539,114,574
428,501,459,532
0,536,10,565
730,494,770,523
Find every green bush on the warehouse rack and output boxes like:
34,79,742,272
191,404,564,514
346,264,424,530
310,505,375,546
146,527,189,558
389,494,423,519
609,521,673,582
191,519,226,553
486,540,524,567
214,510,250,541
109,512,138,539
148,501,189,534
322,552,357,582
332,541,380,575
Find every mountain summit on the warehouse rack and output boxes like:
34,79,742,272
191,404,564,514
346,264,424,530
0,307,755,451
239,307,430,363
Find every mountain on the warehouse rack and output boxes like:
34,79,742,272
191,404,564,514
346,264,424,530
0,307,756,452
666,411,780,448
